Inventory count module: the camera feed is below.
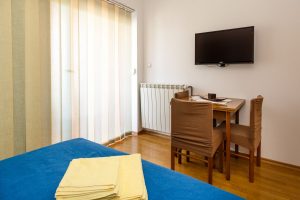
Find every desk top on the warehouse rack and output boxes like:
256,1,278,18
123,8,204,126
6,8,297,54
212,98,245,112
185,96,246,113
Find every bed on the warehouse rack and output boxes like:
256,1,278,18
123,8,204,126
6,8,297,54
0,138,243,200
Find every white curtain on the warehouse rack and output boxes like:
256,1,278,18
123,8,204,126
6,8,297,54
51,0,132,144
0,0,51,159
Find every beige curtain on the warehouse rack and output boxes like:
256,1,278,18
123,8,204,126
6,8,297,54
0,0,51,160
51,0,132,144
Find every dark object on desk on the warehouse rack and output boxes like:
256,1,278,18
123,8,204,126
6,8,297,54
201,95,227,102
208,93,216,100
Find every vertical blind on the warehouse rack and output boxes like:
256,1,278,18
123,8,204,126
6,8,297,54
51,0,132,144
0,0,51,159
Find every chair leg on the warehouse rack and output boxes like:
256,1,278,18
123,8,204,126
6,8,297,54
186,150,190,162
204,156,208,167
171,146,175,170
213,154,216,169
249,150,255,183
213,119,217,127
218,143,224,173
223,141,226,156
178,149,182,164
256,142,261,167
235,144,239,159
208,157,213,184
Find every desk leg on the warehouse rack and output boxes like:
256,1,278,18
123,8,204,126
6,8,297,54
235,110,240,124
226,111,231,180
235,110,240,158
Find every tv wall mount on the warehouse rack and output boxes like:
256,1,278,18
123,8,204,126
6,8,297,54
218,61,226,67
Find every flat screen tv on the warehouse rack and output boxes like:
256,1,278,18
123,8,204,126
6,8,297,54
195,26,254,66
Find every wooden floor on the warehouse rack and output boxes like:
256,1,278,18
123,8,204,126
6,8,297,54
111,132,300,200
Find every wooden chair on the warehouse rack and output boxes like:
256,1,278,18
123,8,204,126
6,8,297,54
224,95,263,183
174,90,189,99
170,98,224,184
174,90,190,162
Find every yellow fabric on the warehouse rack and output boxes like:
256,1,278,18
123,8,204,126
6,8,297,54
118,154,147,200
55,154,147,200
56,156,120,199
57,157,120,190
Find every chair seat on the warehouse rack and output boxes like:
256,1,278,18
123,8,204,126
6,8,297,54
218,96,263,183
172,127,224,157
219,123,260,150
230,124,254,150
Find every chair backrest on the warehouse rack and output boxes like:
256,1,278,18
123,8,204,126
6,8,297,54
174,90,189,99
171,98,214,156
250,95,264,141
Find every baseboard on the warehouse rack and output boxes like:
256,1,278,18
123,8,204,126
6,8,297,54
139,129,171,139
139,130,300,171
103,131,133,146
139,128,170,135
132,129,145,135
261,157,300,171
230,150,300,171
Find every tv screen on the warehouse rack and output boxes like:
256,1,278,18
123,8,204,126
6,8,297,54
195,26,254,65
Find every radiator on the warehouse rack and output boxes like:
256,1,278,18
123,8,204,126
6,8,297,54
140,83,187,135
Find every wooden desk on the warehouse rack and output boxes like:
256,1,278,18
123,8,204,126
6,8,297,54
187,97,246,180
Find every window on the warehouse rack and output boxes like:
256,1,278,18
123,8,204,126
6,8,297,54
51,0,133,144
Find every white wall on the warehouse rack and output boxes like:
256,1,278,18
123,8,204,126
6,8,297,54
143,0,300,166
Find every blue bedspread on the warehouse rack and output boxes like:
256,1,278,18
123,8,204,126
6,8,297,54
0,138,242,200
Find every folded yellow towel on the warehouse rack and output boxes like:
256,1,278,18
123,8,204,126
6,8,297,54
55,154,147,200
117,154,147,200
56,156,120,199
57,156,120,189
